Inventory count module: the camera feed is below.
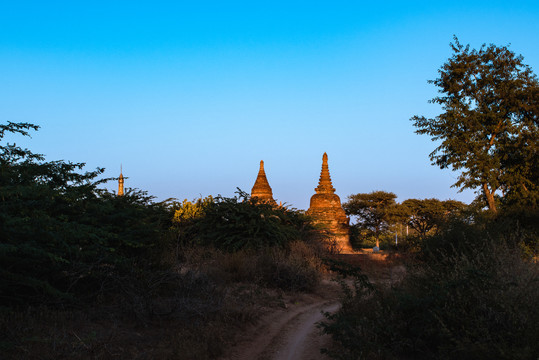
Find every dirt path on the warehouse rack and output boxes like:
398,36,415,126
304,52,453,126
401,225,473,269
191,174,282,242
222,281,340,360
222,252,405,360
268,301,340,360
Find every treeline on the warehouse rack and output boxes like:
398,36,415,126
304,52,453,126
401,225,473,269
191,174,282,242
343,191,468,250
344,189,537,256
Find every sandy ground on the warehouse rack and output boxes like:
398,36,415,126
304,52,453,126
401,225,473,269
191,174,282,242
221,279,340,360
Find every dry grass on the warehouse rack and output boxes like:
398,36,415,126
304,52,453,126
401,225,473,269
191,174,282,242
1,240,330,359
0,279,279,359
329,250,408,285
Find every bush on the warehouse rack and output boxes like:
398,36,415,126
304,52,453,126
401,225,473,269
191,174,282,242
178,240,325,292
320,225,539,360
172,192,329,291
255,241,323,291
174,190,318,252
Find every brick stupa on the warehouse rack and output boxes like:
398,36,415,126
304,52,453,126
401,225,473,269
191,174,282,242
251,160,276,204
307,153,352,253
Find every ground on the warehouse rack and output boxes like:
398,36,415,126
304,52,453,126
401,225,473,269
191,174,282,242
220,250,406,360
1,250,404,360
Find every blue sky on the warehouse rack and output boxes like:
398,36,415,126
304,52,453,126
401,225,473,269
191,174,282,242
2,1,538,209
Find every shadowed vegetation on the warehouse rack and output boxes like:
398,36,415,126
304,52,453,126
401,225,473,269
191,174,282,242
0,122,331,359
320,219,539,360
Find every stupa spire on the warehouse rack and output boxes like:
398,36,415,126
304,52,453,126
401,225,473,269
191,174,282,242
118,165,124,196
251,160,275,204
315,152,336,194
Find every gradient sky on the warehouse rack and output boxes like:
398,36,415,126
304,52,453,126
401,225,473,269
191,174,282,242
2,1,538,209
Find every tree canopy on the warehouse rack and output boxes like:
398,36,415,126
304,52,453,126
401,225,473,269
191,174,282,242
343,191,398,248
400,198,466,238
411,37,539,213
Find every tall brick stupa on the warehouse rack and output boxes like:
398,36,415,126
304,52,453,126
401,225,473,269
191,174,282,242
250,160,276,204
307,153,352,252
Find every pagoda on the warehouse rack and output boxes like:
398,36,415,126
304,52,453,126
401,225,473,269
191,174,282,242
307,153,352,252
118,166,124,196
250,160,276,204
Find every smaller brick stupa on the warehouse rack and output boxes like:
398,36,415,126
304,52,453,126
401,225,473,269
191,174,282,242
307,153,352,252
251,160,276,204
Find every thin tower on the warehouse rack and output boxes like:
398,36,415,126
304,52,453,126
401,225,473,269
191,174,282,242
118,165,124,196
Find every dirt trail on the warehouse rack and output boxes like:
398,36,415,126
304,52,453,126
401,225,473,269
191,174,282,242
222,252,405,360
222,281,340,360
270,301,340,360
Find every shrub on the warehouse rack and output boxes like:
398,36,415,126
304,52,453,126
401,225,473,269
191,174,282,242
175,190,318,252
320,227,539,360
179,240,325,292
255,241,323,291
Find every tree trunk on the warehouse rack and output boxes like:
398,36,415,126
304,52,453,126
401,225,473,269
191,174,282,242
483,183,497,213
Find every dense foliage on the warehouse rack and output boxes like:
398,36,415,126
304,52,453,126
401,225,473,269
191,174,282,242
401,198,466,239
321,221,539,360
1,122,330,359
343,191,398,248
173,191,317,252
411,37,539,213
344,192,467,250
0,122,172,306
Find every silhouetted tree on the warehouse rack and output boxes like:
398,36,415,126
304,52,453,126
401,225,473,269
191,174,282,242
411,37,539,213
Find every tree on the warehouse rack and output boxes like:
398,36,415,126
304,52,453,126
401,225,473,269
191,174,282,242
172,196,214,225
343,191,398,248
400,198,466,238
411,37,539,213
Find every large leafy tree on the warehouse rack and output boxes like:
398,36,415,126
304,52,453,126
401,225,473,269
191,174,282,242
400,198,466,238
411,37,539,213
343,191,398,248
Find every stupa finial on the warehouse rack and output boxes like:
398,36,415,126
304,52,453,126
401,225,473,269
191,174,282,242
315,152,335,194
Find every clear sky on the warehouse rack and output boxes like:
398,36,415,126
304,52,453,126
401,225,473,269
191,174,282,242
2,1,538,209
